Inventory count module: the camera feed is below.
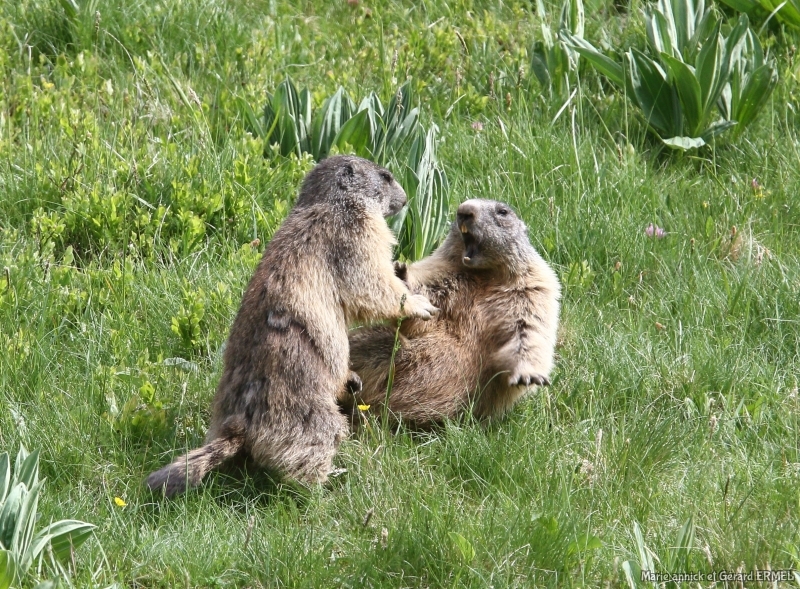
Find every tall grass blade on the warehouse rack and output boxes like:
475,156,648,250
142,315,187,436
0,455,9,504
668,516,695,572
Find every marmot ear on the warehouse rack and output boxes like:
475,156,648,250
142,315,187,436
336,162,356,190
336,162,355,189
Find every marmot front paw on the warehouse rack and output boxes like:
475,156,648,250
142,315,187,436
346,371,363,394
507,372,550,387
404,294,440,321
393,261,408,282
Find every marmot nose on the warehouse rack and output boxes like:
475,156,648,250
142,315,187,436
456,202,477,231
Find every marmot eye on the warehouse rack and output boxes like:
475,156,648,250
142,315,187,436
498,208,509,216
380,171,393,183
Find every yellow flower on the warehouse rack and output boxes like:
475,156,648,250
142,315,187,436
357,404,371,411
114,497,127,507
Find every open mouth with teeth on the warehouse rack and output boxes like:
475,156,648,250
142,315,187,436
460,225,480,265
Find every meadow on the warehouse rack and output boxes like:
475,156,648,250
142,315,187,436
1,0,799,586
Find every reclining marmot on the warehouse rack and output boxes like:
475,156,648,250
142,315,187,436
341,198,560,427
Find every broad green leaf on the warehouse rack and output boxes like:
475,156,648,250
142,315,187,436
567,534,603,555
536,0,548,19
661,54,702,135
392,126,449,261
725,14,750,62
671,0,698,52
622,560,641,589
633,521,657,572
0,484,24,550
384,82,419,155
332,109,375,159
695,25,726,119
12,480,43,562
627,49,681,137
449,532,475,563
384,82,414,132
563,34,624,86
385,108,420,157
14,449,38,490
29,520,95,564
647,11,676,58
552,42,572,96
262,97,276,141
705,215,714,238
297,88,312,155
311,87,354,160
723,14,750,95
238,96,265,138
358,92,385,119
717,0,759,11
699,119,736,142
662,135,705,149
58,0,79,20
0,550,15,589
719,81,733,121
686,9,716,63
559,0,584,37
761,0,800,27
531,42,554,90
654,0,679,54
733,63,778,127
0,454,9,504
271,79,302,157
357,92,385,160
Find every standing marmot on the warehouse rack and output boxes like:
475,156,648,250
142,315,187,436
146,155,438,496
341,199,560,427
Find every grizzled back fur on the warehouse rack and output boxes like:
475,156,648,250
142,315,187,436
146,155,438,496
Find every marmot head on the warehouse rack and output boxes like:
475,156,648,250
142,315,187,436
452,199,533,273
295,155,407,217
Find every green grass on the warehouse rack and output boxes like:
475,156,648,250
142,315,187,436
1,0,800,586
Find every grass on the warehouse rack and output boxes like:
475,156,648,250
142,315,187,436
1,0,800,586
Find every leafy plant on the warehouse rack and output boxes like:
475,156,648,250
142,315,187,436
565,0,777,149
390,126,450,261
531,0,585,101
170,285,207,354
0,447,95,588
563,259,596,291
718,0,800,30
622,517,696,588
258,79,450,260
261,79,420,164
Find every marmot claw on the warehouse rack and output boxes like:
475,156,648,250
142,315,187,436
508,373,550,387
346,371,363,394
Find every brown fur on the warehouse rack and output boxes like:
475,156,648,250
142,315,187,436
146,155,437,496
341,199,561,428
